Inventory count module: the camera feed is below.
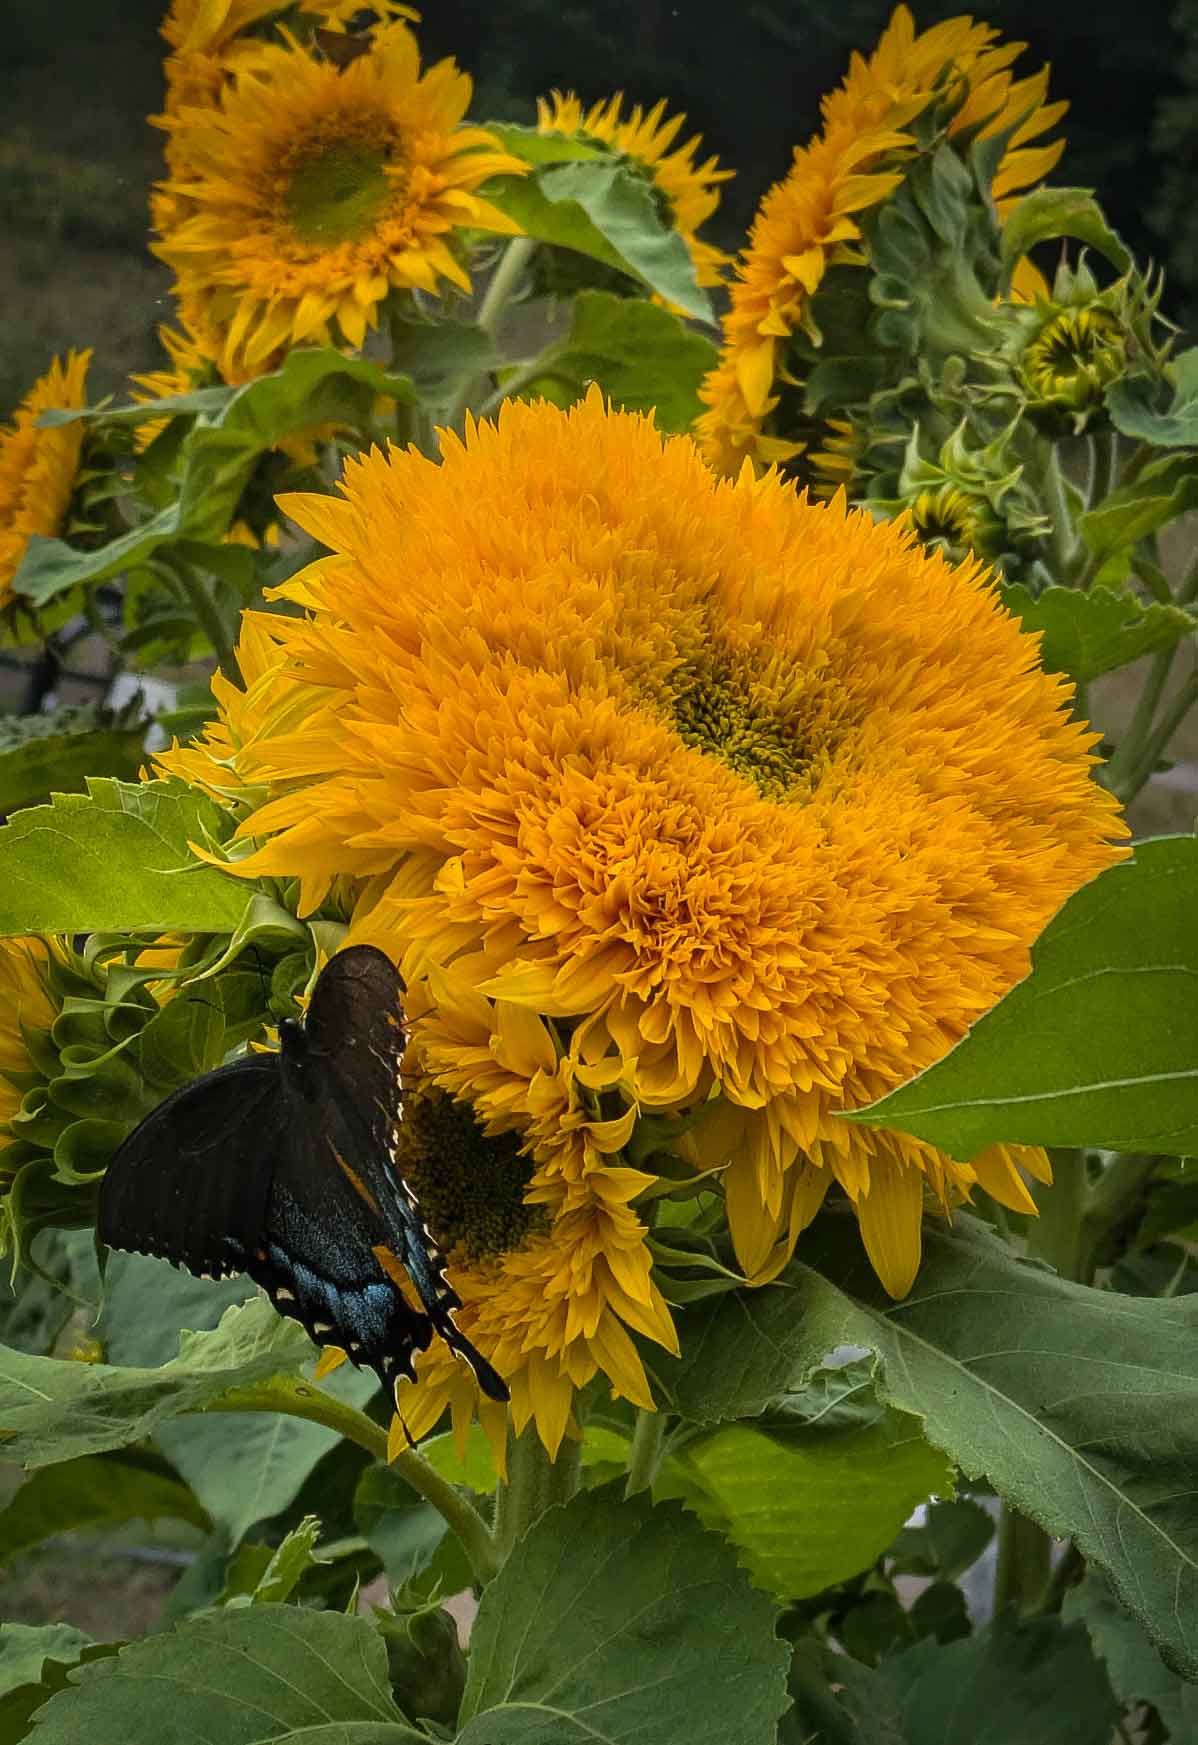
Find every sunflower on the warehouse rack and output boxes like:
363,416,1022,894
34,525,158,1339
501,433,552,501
162,392,1126,1313
0,938,57,1143
152,22,527,374
0,351,90,608
536,91,731,288
696,5,1068,477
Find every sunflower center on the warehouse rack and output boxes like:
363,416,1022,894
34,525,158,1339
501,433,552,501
395,1083,545,1262
665,650,849,800
1023,308,1125,411
283,137,396,247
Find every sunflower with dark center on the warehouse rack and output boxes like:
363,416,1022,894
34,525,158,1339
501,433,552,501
164,390,1126,1448
152,20,527,373
395,1081,546,1265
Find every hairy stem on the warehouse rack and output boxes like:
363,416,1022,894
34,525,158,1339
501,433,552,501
624,1409,667,1497
492,1424,583,1561
175,561,238,682
994,1503,1054,1617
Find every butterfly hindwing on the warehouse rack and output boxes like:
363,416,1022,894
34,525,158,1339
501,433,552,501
96,1055,280,1279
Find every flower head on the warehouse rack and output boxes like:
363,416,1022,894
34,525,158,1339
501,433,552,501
0,939,57,1141
537,91,731,288
163,392,1125,1318
153,22,527,373
0,351,90,608
696,5,1067,476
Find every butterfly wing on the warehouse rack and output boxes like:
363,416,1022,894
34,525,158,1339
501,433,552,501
97,1055,280,1279
293,947,508,1401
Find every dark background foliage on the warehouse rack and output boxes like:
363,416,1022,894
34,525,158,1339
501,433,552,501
0,0,1191,412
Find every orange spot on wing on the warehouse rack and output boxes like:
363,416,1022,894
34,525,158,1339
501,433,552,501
335,1150,382,1214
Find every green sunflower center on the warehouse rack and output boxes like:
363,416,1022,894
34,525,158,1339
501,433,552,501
395,1083,545,1262
284,140,395,247
665,650,854,801
910,483,999,557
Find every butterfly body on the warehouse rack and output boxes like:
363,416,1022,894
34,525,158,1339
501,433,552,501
98,946,507,1403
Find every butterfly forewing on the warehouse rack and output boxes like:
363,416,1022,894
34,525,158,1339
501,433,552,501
96,1056,279,1279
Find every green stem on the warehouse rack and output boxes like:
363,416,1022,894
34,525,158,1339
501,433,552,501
994,1504,1054,1616
477,361,569,420
624,1408,667,1497
1027,1147,1091,1282
1038,440,1080,585
477,237,536,336
1113,669,1198,803
492,1425,583,1561
176,561,238,682
201,1376,501,1584
1101,641,1179,800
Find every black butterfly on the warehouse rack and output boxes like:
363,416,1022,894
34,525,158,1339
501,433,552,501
98,945,507,1403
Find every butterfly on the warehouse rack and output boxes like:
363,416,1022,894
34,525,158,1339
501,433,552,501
98,944,507,1403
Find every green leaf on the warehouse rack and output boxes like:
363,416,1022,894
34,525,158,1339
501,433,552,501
1000,582,1197,682
888,1496,994,1580
0,1447,209,1562
99,1252,375,1546
1107,348,1198,446
666,1212,1198,1676
353,1465,457,1589
999,187,1132,279
846,837,1198,1158
1065,1573,1198,1738
521,290,718,433
655,1407,951,1600
484,162,713,323
0,1296,313,1467
459,1489,788,1744
1078,451,1198,563
0,778,249,937
0,1623,117,1744
489,122,608,167
384,318,501,407
12,507,182,608
866,1618,1117,1744
29,1606,424,1744
236,1516,325,1605
0,706,147,816
173,348,416,544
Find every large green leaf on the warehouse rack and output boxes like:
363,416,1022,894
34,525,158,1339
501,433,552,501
1107,348,1198,446
0,1623,116,1744
665,1213,1198,1676
999,187,1132,279
1000,583,1197,682
459,1489,788,1744
29,1607,423,1744
0,706,147,817
521,290,718,433
848,837,1198,1158
656,1406,951,1600
0,778,249,936
1077,451,1198,565
173,348,415,543
0,1296,312,1467
12,508,183,607
797,1618,1117,1745
353,1464,460,1590
0,1447,209,1562
484,161,713,322
1064,1574,1198,1739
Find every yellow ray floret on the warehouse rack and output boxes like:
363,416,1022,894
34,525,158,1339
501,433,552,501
161,390,1126,1306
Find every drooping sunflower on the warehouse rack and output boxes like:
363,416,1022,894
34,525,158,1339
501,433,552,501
162,392,1126,1318
536,91,731,288
0,351,90,608
0,938,57,1146
153,21,527,374
696,5,1068,476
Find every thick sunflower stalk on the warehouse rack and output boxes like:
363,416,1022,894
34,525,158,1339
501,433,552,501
1,4,1198,1739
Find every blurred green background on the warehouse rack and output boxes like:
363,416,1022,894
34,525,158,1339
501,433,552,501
2,0,1194,414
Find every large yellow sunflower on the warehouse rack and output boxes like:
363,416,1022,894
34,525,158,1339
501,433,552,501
162,392,1125,1310
696,5,1068,476
152,22,527,374
0,351,90,608
536,91,731,288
